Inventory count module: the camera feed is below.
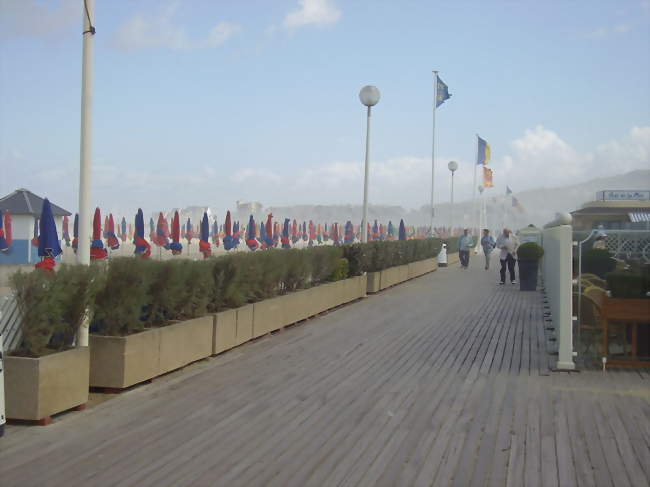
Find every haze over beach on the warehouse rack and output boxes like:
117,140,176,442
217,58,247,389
1,0,649,219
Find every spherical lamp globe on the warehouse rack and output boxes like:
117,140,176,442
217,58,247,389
448,160,459,172
359,85,381,107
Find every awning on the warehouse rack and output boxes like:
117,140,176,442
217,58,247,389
629,212,650,223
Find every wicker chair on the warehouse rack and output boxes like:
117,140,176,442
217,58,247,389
573,292,604,356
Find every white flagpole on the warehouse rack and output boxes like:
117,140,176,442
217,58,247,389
472,135,478,244
430,70,438,237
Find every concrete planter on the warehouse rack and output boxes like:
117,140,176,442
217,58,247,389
367,258,437,293
213,309,237,355
90,329,160,389
5,347,89,422
252,295,285,338
235,305,254,346
91,316,213,389
158,316,213,374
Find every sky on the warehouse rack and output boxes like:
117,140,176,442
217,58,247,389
1,0,649,217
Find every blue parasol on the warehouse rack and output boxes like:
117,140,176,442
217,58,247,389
246,215,258,251
398,219,406,241
199,212,211,258
35,198,62,271
281,218,291,248
344,221,354,244
134,208,151,258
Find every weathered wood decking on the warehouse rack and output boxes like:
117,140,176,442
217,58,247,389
1,255,649,486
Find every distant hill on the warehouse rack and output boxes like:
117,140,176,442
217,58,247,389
263,169,650,229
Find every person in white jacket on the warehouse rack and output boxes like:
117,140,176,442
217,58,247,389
495,228,518,284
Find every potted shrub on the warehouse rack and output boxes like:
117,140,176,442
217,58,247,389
517,242,544,291
582,248,616,279
6,265,98,424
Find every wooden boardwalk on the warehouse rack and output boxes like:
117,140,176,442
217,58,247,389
1,254,649,486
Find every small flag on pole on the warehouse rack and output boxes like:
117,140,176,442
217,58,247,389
512,196,524,212
506,185,513,195
483,167,494,188
477,136,491,165
436,75,451,107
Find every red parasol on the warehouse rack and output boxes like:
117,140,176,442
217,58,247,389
90,208,108,260
170,210,183,254
106,213,120,250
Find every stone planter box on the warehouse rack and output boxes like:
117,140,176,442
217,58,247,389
213,309,237,355
90,329,160,389
158,316,213,374
367,258,437,294
252,295,285,338
5,347,89,422
235,305,254,346
91,316,213,389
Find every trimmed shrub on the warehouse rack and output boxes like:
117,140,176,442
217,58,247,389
605,272,650,299
517,242,544,261
93,257,151,336
583,248,616,279
10,264,99,357
329,258,349,282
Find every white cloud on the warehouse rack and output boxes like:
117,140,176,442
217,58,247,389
498,125,650,191
113,3,240,51
0,0,79,40
587,23,632,39
231,168,283,184
283,0,341,29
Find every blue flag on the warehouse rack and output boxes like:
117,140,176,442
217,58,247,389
436,75,451,108
477,136,491,165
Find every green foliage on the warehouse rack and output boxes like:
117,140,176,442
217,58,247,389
93,257,150,336
583,248,617,279
329,258,349,282
10,265,99,357
605,271,650,299
517,242,544,261
342,238,442,273
444,237,460,253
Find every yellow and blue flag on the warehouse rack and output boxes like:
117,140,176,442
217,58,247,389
477,136,491,165
436,75,451,108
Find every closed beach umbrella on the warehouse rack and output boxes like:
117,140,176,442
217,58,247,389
103,215,109,239
212,219,220,247
120,217,127,242
149,217,156,243
246,215,259,251
387,221,395,240
265,214,274,248
344,221,354,244
291,219,299,244
302,221,308,242
0,210,11,251
35,199,62,271
185,218,193,245
233,221,240,247
72,213,79,252
62,215,71,247
323,223,329,242
106,213,120,250
398,219,406,241
134,208,151,258
199,212,212,258
317,223,322,244
308,220,316,246
170,210,183,255
31,217,39,247
90,208,108,260
281,218,291,249
372,220,379,241
155,212,170,249
331,223,340,245
223,210,234,251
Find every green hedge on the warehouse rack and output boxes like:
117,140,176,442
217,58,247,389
11,239,444,351
582,248,617,279
605,271,650,299
342,238,443,274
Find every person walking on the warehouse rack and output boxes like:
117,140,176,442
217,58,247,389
496,228,518,284
458,228,473,269
480,229,496,270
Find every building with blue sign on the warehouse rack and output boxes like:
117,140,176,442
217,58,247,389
571,189,650,230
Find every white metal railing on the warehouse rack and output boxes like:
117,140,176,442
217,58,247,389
0,294,21,354
542,213,575,370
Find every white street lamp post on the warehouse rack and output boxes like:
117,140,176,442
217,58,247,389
448,161,458,235
76,0,96,347
359,85,380,243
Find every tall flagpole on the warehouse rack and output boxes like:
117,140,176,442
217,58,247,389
472,135,478,239
430,70,438,237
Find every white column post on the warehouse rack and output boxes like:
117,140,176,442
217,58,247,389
362,105,371,243
77,0,95,347
430,70,438,236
